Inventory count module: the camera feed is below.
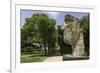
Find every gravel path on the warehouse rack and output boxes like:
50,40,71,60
44,56,63,62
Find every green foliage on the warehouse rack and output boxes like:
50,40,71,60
57,25,72,55
48,19,57,48
80,15,90,56
21,13,57,55
21,13,89,57
80,15,89,33
47,19,57,55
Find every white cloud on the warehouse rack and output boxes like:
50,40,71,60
48,12,59,19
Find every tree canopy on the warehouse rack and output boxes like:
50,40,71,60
21,13,57,55
80,15,89,56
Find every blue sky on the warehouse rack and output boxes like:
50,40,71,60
20,10,89,26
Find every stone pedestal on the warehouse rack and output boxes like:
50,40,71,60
63,54,89,61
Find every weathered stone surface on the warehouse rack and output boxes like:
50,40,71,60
61,15,85,56
61,15,80,46
73,32,85,56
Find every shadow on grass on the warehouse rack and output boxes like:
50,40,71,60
21,53,48,63
29,54,47,57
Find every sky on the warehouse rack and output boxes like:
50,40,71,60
20,10,89,26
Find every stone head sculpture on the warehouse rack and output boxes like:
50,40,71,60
61,15,80,52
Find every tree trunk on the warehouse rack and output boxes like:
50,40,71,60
44,40,47,55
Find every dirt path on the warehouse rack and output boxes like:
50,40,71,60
44,56,63,62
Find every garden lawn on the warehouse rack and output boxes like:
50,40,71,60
21,54,47,63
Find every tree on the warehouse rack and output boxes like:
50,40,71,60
21,18,38,54
37,14,49,55
37,14,57,55
80,15,89,56
57,25,64,55
21,13,57,55
47,19,57,55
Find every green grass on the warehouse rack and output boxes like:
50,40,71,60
21,54,47,63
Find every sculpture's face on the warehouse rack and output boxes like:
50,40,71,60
63,24,73,45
